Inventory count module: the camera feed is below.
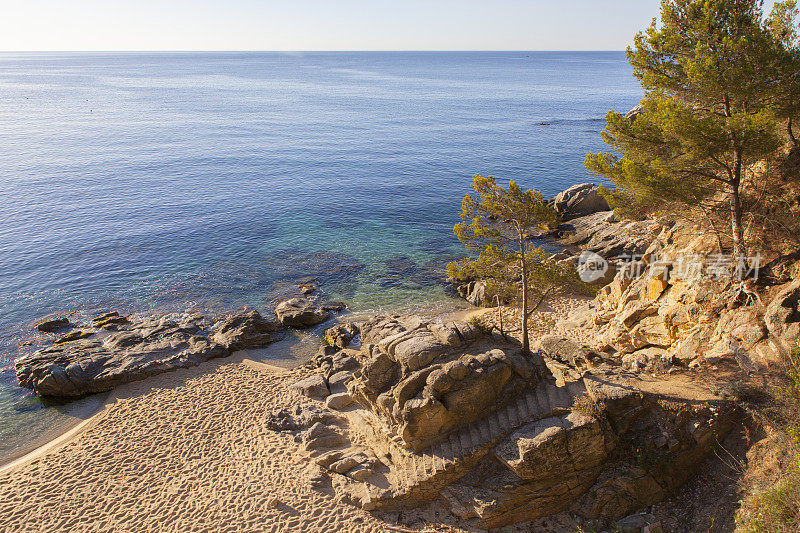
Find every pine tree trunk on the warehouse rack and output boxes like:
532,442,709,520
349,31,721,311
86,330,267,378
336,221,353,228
730,149,746,258
519,233,529,355
789,116,799,147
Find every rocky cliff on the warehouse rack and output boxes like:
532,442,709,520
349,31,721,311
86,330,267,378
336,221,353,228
285,314,741,530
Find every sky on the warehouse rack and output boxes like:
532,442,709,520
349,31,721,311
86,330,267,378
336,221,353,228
0,0,783,52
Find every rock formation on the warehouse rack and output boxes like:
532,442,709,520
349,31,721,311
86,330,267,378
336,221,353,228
450,182,663,308
324,322,359,349
349,314,547,452
764,280,800,353
556,211,662,260
34,317,71,333
275,298,331,328
16,310,279,398
566,220,800,370
456,280,492,307
286,314,740,528
552,183,611,221
212,310,281,351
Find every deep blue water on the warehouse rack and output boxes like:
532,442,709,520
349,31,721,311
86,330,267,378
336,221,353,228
0,51,641,458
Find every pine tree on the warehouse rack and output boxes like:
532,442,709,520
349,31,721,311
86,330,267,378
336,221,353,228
767,0,800,146
449,175,575,354
586,0,784,257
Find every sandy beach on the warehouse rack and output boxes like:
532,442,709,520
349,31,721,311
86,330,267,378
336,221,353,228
0,297,595,533
0,356,406,533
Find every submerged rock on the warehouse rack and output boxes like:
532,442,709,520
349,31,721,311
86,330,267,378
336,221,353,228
265,250,367,288
35,318,71,333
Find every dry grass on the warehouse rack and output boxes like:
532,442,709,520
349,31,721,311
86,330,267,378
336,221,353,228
571,394,604,420
736,339,800,532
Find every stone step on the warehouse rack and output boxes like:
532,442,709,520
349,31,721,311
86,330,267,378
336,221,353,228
497,406,513,432
468,423,482,454
432,450,445,473
516,395,530,421
416,453,431,480
556,383,572,408
438,434,454,460
505,398,520,429
525,390,541,417
385,381,579,494
458,427,472,453
485,409,500,438
477,415,492,444
537,384,552,415
449,430,463,458
408,454,421,486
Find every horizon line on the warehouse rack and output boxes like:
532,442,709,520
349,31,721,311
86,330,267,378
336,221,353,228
0,49,628,54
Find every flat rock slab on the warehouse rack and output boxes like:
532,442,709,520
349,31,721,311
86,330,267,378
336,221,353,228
16,310,278,399
291,374,330,399
557,211,661,259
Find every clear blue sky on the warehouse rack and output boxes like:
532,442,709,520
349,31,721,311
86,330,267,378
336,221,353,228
0,0,781,52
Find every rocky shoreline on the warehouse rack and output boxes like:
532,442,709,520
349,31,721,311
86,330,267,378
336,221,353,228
16,294,346,399
281,312,738,530
9,182,800,531
14,183,632,400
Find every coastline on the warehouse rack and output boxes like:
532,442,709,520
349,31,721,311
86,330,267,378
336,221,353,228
0,296,588,532
0,296,472,464
0,393,109,471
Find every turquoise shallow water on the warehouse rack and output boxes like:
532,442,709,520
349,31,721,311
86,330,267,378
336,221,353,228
0,51,641,459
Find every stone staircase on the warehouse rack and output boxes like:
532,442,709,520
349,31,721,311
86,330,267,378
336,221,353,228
340,380,577,510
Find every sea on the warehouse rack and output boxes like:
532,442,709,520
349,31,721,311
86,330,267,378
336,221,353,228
0,51,642,461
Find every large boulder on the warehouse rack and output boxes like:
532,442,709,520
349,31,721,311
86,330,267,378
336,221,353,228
493,411,608,481
347,314,546,451
290,374,330,399
15,313,235,398
536,335,599,371
553,183,611,221
324,322,359,349
212,310,280,351
275,298,330,328
765,280,800,352
457,280,491,307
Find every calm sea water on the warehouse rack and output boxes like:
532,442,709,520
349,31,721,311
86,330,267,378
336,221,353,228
0,51,641,459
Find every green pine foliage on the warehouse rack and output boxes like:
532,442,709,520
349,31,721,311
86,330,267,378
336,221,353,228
767,1,800,146
586,0,798,256
449,175,582,354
